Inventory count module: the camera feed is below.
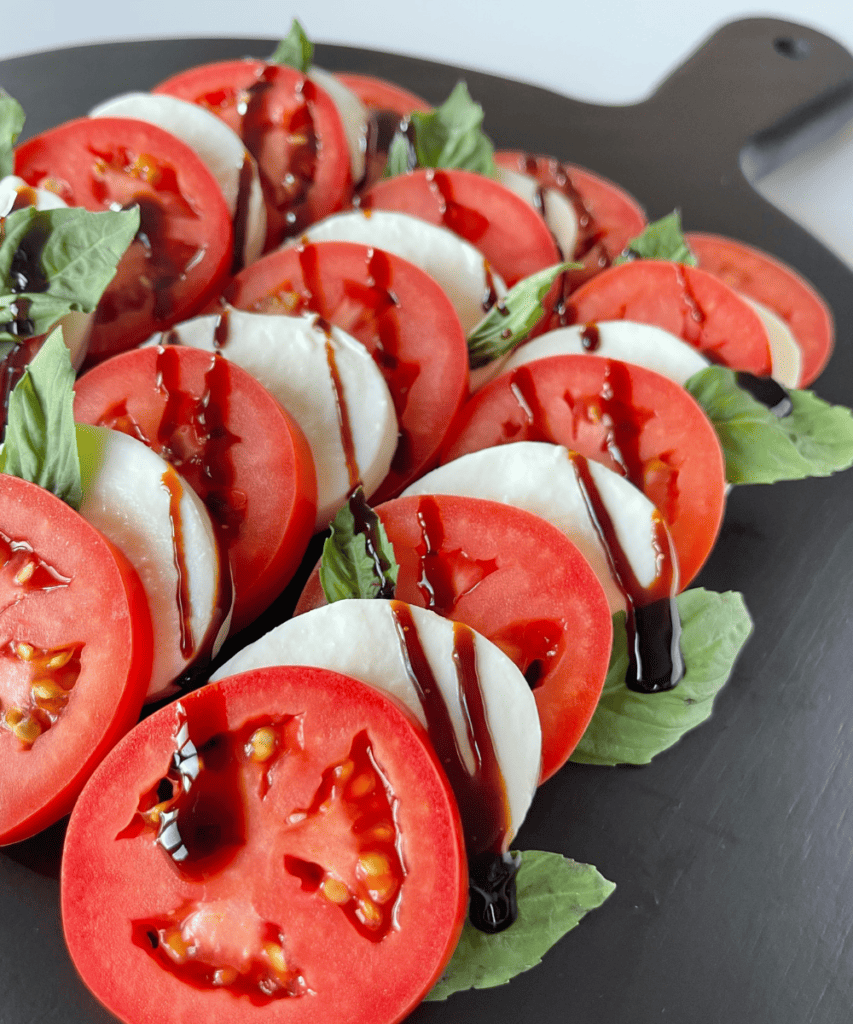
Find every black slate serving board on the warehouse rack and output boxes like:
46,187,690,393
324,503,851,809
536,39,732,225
2,17,853,1024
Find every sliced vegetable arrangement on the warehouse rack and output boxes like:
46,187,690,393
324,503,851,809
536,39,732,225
2,19,853,1024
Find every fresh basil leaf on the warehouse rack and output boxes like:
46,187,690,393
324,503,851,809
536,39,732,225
0,205,140,344
571,588,752,766
268,19,314,73
685,365,853,484
467,262,574,369
384,81,496,178
319,487,399,601
427,851,615,1000
0,327,81,508
614,210,697,266
0,90,25,179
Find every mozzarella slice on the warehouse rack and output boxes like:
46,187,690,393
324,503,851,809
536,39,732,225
741,295,802,388
155,308,398,531
212,599,541,846
495,165,579,260
89,92,266,268
482,320,710,390
308,68,368,185
298,209,507,334
0,175,93,369
75,424,224,701
403,441,671,613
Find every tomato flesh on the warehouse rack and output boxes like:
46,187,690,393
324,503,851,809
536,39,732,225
0,476,152,845
333,73,432,116
61,665,467,1024
440,354,727,588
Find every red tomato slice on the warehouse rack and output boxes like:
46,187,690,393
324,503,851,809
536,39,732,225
494,151,647,291
295,495,612,782
14,117,233,364
360,167,562,285
333,73,432,116
61,665,467,1024
563,259,773,375
73,346,317,634
440,355,727,588
686,231,834,386
0,476,152,845
225,240,470,502
153,59,352,248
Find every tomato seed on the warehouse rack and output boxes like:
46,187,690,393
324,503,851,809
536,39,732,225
247,727,277,762
321,877,350,905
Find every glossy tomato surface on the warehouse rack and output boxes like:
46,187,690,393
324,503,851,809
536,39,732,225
296,495,613,782
14,117,233,363
73,345,317,634
440,355,727,588
361,167,562,285
563,259,773,375
225,240,469,502
61,665,467,1024
686,231,834,386
154,59,352,247
0,476,152,845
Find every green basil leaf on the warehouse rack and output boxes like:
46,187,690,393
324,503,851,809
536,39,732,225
0,327,81,508
467,262,574,369
0,205,140,344
685,365,853,484
427,851,615,999
571,588,752,766
0,90,25,179
319,487,399,601
384,81,496,178
614,210,697,266
268,19,314,72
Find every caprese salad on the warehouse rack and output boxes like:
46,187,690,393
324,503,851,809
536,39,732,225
1,18,853,1024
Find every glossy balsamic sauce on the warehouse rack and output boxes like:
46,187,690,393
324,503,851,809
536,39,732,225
134,196,201,324
736,372,793,418
426,169,490,243
160,467,195,660
388,602,518,931
580,323,602,351
324,336,361,493
230,152,255,274
347,488,396,598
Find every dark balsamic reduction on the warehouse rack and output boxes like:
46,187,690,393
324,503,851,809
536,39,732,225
9,222,50,295
133,196,201,323
324,337,361,493
580,323,602,351
347,488,396,598
468,850,522,934
160,467,195,660
736,372,793,418
230,152,255,274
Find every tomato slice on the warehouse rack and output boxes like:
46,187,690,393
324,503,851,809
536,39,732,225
686,231,834,386
224,240,470,502
295,495,612,782
61,665,467,1024
0,476,152,845
494,151,647,291
153,59,352,247
563,259,774,375
439,355,727,588
14,117,233,364
333,73,432,116
360,167,562,285
73,346,317,634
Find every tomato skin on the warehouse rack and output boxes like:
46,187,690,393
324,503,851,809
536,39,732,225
686,231,834,386
225,240,470,502
72,346,317,634
61,665,467,1024
361,167,563,285
153,59,352,248
563,259,774,375
333,73,432,116
0,476,152,845
439,355,727,589
14,117,233,364
296,495,613,782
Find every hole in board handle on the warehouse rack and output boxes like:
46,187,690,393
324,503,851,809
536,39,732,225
773,37,812,60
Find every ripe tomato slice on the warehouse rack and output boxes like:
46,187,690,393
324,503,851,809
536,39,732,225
360,167,562,285
225,240,469,502
333,73,432,116
563,259,773,375
72,346,317,634
440,355,727,588
686,231,834,386
494,151,647,291
153,59,352,247
295,495,613,782
0,476,152,845
14,117,233,364
61,665,467,1024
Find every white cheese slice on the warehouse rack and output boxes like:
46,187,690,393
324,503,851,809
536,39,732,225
741,295,802,388
308,67,368,185
495,165,579,260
